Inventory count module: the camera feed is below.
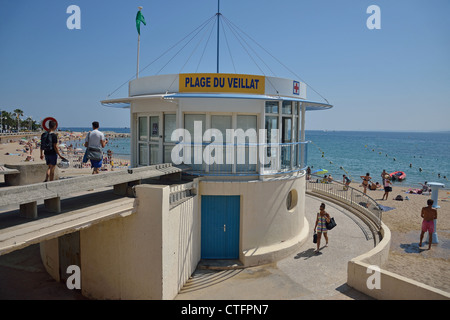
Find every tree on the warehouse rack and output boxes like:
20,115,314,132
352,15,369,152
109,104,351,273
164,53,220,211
1,111,14,132
13,109,24,131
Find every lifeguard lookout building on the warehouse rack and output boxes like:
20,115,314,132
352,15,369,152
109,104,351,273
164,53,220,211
95,72,333,297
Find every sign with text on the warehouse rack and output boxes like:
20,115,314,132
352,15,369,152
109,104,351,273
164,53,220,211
179,73,265,94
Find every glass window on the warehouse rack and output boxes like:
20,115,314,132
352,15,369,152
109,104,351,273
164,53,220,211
211,115,232,139
164,145,174,163
138,117,148,141
265,101,279,114
265,116,278,142
150,116,159,142
138,143,148,166
282,117,292,143
164,114,176,142
237,115,257,131
150,144,158,165
236,115,257,173
184,114,206,137
282,101,292,114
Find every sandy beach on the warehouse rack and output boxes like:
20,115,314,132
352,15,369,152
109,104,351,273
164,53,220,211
0,132,130,178
0,135,449,294
351,182,450,293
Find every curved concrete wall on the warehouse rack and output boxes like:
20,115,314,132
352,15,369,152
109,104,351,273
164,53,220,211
200,173,308,266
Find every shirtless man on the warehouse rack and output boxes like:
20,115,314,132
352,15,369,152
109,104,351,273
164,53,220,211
419,199,438,250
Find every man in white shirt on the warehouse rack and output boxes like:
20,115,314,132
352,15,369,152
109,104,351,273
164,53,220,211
84,121,108,174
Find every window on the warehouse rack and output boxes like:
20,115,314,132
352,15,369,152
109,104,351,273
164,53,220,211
184,114,206,137
138,117,148,141
265,101,279,114
236,115,257,173
184,114,206,171
286,189,298,211
164,114,176,142
211,115,232,140
282,101,292,115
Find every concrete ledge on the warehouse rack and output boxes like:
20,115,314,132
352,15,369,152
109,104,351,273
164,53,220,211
243,217,310,267
0,164,184,219
1,197,135,256
4,163,59,186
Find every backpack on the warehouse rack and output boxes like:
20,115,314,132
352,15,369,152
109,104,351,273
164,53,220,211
394,195,403,201
41,132,53,152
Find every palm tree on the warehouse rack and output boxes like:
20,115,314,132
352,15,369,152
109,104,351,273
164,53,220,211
13,108,24,132
1,111,14,132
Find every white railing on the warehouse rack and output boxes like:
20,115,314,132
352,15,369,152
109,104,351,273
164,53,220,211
306,175,383,230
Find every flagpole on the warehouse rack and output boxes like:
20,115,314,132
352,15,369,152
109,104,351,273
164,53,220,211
136,6,143,79
137,33,140,78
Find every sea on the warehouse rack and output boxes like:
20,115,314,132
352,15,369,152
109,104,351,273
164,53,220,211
60,127,449,190
306,130,450,190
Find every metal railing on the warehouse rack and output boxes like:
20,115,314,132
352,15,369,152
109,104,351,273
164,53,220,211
169,181,197,208
178,141,309,176
306,174,383,230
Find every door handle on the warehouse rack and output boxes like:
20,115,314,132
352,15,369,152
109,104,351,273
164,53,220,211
224,224,226,232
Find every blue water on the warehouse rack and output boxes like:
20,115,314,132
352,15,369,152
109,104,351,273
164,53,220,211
59,127,130,134
60,128,449,189
306,131,450,189
59,127,131,159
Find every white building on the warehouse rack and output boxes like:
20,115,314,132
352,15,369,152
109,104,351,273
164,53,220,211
102,72,332,266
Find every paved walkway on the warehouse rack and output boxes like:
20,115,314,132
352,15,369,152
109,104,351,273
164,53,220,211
175,195,375,300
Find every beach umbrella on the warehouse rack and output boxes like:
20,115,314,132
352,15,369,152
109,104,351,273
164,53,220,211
312,169,328,175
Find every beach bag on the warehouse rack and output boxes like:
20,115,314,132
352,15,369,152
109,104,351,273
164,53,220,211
395,195,403,201
326,217,337,230
84,132,103,161
313,232,317,244
41,132,53,152
86,147,102,161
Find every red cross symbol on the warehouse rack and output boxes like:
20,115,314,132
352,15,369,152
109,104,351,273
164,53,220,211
293,81,300,95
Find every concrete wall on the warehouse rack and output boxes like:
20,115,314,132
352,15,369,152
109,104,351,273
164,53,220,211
200,173,308,266
77,183,199,300
5,163,59,186
40,238,60,282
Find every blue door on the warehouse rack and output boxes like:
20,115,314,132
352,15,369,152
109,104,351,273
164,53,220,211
201,195,240,259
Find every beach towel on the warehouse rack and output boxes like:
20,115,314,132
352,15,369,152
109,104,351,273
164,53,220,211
378,205,395,212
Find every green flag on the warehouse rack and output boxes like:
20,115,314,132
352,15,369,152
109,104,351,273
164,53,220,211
136,10,146,35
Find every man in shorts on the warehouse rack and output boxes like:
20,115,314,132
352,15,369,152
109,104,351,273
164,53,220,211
40,120,67,181
419,199,438,250
84,121,107,174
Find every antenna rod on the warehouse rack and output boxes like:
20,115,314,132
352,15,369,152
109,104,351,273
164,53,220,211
216,0,220,73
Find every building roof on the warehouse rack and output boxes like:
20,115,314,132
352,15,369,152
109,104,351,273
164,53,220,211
101,93,332,111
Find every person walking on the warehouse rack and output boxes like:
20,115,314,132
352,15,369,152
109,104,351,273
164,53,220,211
40,120,67,181
314,203,331,253
381,174,392,200
419,199,438,250
84,121,108,174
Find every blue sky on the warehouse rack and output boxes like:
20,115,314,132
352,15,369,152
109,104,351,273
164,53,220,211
0,0,449,131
